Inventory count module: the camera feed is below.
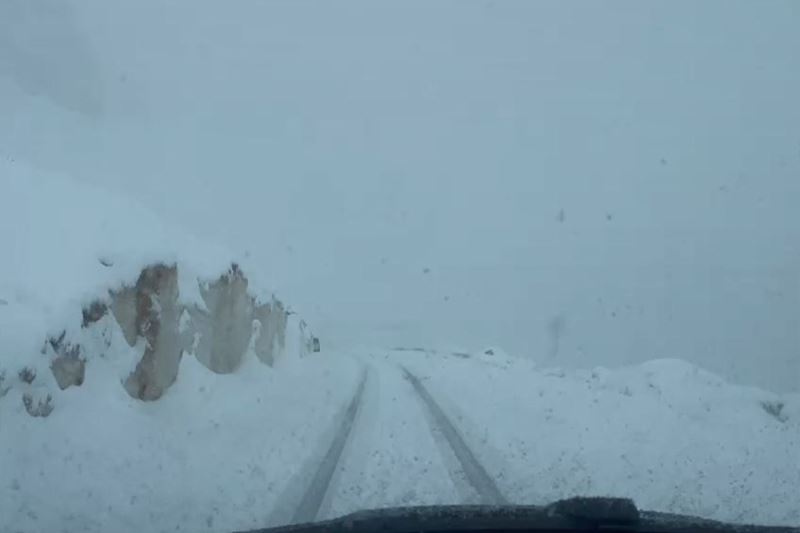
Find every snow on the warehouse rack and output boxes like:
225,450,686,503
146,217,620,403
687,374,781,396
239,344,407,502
335,351,799,526
3,341,799,532
0,157,232,375
1,157,798,532
1,162,799,532
2,5,799,528
2,0,799,393
2,341,361,533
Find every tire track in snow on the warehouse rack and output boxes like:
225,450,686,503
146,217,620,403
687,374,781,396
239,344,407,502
290,368,369,524
401,366,508,505
322,358,461,519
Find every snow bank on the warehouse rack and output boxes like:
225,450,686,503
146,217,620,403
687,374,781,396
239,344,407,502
0,157,316,411
397,351,800,526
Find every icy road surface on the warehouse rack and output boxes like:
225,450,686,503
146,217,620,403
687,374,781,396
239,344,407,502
2,349,799,533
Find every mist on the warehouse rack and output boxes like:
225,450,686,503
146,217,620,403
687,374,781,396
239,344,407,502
2,0,798,391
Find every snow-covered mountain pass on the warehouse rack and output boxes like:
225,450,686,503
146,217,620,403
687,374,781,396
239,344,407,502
2,160,798,532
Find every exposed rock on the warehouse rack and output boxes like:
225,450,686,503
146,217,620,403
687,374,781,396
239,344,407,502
51,353,86,390
110,285,138,347
194,265,253,374
761,400,788,423
47,331,82,359
18,366,36,384
48,331,67,353
253,298,288,366
22,392,54,417
298,319,316,357
47,331,86,390
122,263,183,401
81,300,108,328
36,262,303,402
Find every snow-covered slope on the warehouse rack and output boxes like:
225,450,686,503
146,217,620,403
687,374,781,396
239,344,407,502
1,157,224,368
3,1,799,393
0,158,316,409
394,350,800,526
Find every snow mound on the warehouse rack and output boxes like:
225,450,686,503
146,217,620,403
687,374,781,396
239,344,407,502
0,158,316,412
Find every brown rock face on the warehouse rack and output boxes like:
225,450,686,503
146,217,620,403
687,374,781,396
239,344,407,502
193,265,253,374
81,300,108,328
51,354,85,390
36,262,295,405
48,332,86,390
122,264,183,401
110,285,138,348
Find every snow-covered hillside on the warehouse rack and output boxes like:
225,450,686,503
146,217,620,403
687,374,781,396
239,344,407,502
0,158,315,409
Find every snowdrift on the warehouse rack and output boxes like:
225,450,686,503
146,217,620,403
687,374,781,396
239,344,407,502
0,158,316,415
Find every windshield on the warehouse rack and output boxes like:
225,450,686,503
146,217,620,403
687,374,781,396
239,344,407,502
1,1,798,532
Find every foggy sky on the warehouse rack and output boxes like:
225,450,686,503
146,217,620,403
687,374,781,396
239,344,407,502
1,0,798,390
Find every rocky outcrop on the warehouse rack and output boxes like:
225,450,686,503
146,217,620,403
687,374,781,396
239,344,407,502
119,264,183,401
49,332,86,390
11,364,56,417
192,265,253,374
12,262,309,409
81,301,108,328
253,298,287,366
298,319,320,355
110,286,139,348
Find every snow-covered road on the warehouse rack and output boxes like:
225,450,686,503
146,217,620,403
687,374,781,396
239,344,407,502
270,354,503,525
261,349,800,529
323,359,461,520
2,348,799,533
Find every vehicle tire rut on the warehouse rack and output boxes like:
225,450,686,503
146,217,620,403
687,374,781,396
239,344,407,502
401,366,508,505
290,368,369,524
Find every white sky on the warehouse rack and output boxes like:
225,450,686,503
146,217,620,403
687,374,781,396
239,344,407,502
1,0,798,390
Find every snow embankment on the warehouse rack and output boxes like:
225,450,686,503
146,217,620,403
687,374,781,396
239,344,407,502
0,158,317,414
396,349,800,526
